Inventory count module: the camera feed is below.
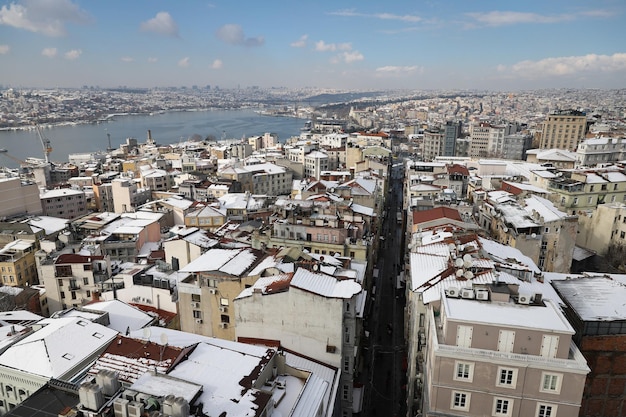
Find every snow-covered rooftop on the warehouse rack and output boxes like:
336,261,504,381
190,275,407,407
552,276,626,321
291,268,362,299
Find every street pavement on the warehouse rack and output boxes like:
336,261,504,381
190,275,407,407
360,161,407,417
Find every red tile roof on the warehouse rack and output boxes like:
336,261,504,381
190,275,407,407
412,207,462,225
55,254,105,264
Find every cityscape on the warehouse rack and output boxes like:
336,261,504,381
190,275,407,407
1,1,626,417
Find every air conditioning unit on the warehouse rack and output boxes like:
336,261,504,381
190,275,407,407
475,290,489,301
446,287,460,298
461,289,475,299
190,302,199,308
127,402,144,417
124,390,138,402
113,397,129,417
518,293,531,305
219,306,228,313
195,318,203,324
208,288,217,295
219,322,228,329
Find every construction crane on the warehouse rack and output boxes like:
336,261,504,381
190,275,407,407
35,125,53,164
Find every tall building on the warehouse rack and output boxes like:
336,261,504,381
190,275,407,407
443,121,462,157
0,178,43,218
540,110,587,151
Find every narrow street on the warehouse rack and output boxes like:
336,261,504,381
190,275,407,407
362,159,406,417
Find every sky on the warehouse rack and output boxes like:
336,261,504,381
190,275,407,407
0,0,625,91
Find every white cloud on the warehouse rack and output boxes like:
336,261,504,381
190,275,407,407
375,65,423,76
211,59,223,69
465,10,611,27
178,57,190,68
342,51,364,63
499,53,626,78
120,56,134,62
290,34,308,48
64,49,81,60
315,40,352,52
140,11,179,37
216,24,264,47
0,44,9,54
147,57,158,63
0,0,91,37
41,47,57,57
329,9,421,22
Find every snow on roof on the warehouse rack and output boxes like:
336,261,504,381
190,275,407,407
506,182,551,194
552,277,626,321
40,188,84,198
479,237,541,274
162,196,194,210
27,216,69,235
235,274,292,300
291,268,362,299
0,317,117,379
409,245,450,291
585,172,608,184
532,170,557,179
130,371,203,403
524,195,568,223
444,296,574,333
350,203,374,217
83,300,154,333
604,171,626,182
247,254,279,276
167,341,273,417
180,248,259,276
498,204,541,229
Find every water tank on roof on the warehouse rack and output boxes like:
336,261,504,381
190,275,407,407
96,369,121,396
172,397,190,417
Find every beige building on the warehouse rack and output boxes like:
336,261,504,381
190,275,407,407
39,188,87,220
539,110,587,151
423,291,589,417
40,253,111,313
111,177,151,213
0,178,42,218
0,239,38,287
177,247,268,340
577,202,626,256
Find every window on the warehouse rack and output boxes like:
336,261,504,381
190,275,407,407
193,310,202,319
537,403,556,417
60,291,65,299
451,391,470,411
220,298,229,306
454,361,474,382
83,277,89,285
493,398,512,416
541,373,562,394
497,367,517,388
191,294,201,302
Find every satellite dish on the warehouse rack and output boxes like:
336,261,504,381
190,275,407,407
456,269,464,277
142,328,151,340
463,254,472,263
313,264,319,271
448,243,456,252
531,233,537,238
503,227,509,232
160,333,169,346
463,260,472,268
455,258,464,268
464,271,474,279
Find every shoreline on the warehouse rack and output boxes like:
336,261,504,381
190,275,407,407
0,105,305,132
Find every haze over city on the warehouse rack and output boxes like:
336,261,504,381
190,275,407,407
1,0,625,91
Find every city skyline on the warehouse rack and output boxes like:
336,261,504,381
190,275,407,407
1,0,625,91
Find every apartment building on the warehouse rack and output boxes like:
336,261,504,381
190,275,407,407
246,162,293,195
545,168,626,214
0,239,38,287
478,192,578,273
423,288,589,417
40,188,87,219
575,136,626,167
552,276,626,417
40,253,111,313
0,178,43,218
539,110,587,151
177,247,268,339
577,202,626,256
422,128,444,161
111,177,151,213
235,263,365,417
305,150,330,179
0,317,117,414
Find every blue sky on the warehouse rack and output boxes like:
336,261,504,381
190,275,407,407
1,0,624,91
